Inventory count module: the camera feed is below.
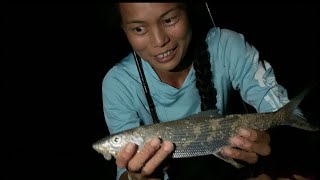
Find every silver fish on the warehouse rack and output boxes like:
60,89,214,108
92,85,318,168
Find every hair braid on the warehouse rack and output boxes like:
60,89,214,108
193,40,217,111
184,2,217,111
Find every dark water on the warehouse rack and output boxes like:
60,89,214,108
7,2,319,180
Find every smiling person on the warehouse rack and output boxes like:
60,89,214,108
101,2,310,180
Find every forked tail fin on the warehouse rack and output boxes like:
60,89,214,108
275,82,318,131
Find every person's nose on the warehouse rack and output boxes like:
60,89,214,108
150,26,169,48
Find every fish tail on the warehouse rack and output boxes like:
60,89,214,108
275,82,318,131
279,86,311,115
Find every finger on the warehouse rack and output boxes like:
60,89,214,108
127,138,161,172
116,142,137,168
238,128,270,144
222,147,258,164
230,136,271,156
253,142,271,156
141,140,174,176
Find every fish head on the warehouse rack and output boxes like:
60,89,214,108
92,132,144,160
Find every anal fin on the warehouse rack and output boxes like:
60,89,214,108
213,150,244,169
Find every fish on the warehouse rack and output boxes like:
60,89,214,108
92,85,318,168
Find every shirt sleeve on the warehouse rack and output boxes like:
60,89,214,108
102,70,140,134
102,67,141,180
220,29,298,113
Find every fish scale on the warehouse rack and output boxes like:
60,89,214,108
110,117,229,160
141,117,236,158
173,140,229,158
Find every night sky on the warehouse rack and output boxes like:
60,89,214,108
7,2,319,179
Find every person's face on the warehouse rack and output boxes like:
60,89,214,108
119,3,192,73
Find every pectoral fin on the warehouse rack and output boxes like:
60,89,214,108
102,152,113,161
213,150,244,169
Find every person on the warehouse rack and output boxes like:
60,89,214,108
101,2,315,180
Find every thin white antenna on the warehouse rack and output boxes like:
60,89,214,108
205,2,216,27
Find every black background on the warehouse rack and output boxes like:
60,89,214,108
6,2,319,179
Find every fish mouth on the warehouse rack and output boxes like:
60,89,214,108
92,143,101,153
92,143,113,160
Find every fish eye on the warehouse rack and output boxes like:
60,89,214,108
111,136,121,145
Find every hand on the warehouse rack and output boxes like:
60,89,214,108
222,127,271,164
116,137,174,180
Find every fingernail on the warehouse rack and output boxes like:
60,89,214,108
163,141,174,152
222,148,231,156
239,128,250,137
125,143,135,153
150,138,160,148
235,139,244,146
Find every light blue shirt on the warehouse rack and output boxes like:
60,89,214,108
102,27,296,179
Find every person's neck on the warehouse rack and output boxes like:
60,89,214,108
156,65,192,89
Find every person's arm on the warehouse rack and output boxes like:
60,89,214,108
214,29,315,180
224,51,314,179
102,69,140,179
215,29,290,162
102,70,174,180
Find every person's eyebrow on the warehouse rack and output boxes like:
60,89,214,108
125,5,182,24
159,6,181,19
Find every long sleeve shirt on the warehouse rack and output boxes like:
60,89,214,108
102,27,300,179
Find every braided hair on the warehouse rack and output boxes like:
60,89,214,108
193,39,216,111
186,2,217,111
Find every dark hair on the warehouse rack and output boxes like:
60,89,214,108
186,2,217,111
193,39,216,111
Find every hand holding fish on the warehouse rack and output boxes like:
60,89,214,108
93,85,318,179
116,137,174,180
222,127,271,164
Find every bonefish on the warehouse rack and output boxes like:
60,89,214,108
92,85,318,168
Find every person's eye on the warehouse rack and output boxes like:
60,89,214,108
163,16,179,26
131,26,147,35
